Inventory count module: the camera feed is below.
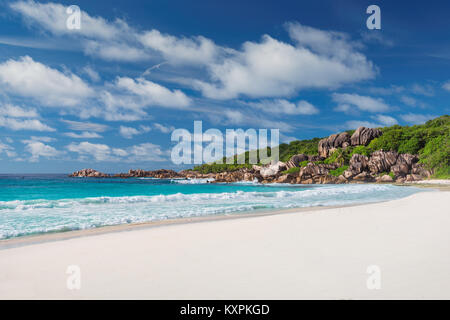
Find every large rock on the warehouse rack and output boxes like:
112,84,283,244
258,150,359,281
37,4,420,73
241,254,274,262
349,154,369,175
350,127,382,146
368,150,398,174
69,169,110,178
390,153,419,177
259,161,287,178
318,132,351,158
285,154,309,169
378,174,394,183
352,172,375,182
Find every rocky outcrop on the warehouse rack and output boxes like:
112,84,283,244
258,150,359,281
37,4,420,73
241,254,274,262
348,154,369,176
114,169,182,179
286,154,309,169
350,127,382,146
69,169,110,178
214,168,260,183
285,154,324,169
368,150,398,174
295,163,339,184
254,161,287,178
318,132,351,158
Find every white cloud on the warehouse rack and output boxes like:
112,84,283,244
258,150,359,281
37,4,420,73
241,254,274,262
111,77,191,108
67,141,118,161
10,1,125,40
400,113,436,125
0,141,16,158
153,123,175,134
29,136,56,142
194,23,375,99
371,114,398,126
66,141,166,162
139,30,223,65
84,41,149,62
23,141,62,162
411,84,434,97
400,95,427,109
64,131,102,139
443,81,450,92
0,116,55,131
0,104,38,118
82,66,100,82
0,56,93,107
344,120,380,130
119,125,151,139
61,119,108,132
248,99,319,115
332,93,390,113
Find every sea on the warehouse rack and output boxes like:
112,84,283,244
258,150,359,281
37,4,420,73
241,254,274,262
0,174,425,240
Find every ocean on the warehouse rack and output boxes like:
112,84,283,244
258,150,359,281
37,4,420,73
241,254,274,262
0,174,424,239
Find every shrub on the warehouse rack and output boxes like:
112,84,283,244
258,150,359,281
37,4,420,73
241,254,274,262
329,165,349,177
350,145,371,157
282,167,301,175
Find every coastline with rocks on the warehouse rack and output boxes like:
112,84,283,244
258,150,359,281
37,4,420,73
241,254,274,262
69,124,441,185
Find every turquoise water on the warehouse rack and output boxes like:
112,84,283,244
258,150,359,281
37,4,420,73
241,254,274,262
0,174,424,239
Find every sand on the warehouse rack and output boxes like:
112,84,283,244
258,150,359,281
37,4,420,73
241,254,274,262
0,190,449,300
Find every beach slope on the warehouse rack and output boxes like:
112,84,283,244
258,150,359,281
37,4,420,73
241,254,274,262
0,190,449,299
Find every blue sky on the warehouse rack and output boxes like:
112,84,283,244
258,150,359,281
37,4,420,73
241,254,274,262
0,0,449,173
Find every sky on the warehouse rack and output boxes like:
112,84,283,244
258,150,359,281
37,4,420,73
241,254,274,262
0,0,449,173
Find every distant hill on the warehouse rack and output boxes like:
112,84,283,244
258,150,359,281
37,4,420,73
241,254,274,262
193,115,449,179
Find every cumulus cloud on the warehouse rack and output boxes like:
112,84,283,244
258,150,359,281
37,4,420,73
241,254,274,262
370,114,398,126
0,141,16,158
411,84,434,97
400,95,427,109
139,30,224,65
400,113,436,125
23,140,62,162
0,116,55,131
119,125,151,139
0,56,93,107
0,104,38,118
332,93,390,113
111,77,191,108
64,131,102,139
443,81,450,91
66,141,166,162
67,141,119,161
153,123,175,133
194,23,375,99
82,66,100,82
247,99,319,115
61,119,108,132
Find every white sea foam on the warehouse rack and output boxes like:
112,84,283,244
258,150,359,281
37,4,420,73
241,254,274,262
0,184,424,239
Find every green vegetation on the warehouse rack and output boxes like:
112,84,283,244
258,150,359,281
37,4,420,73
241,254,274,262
350,145,371,157
192,116,449,178
281,167,301,175
329,165,349,177
279,138,321,162
193,163,252,174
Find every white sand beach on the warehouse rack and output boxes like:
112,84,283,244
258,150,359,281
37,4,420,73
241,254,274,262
0,190,449,300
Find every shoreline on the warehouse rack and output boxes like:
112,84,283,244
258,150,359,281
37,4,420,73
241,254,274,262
1,189,449,299
0,182,447,249
0,201,373,250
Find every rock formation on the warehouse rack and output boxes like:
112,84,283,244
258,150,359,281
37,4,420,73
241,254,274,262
318,132,351,158
69,169,110,178
350,127,382,146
